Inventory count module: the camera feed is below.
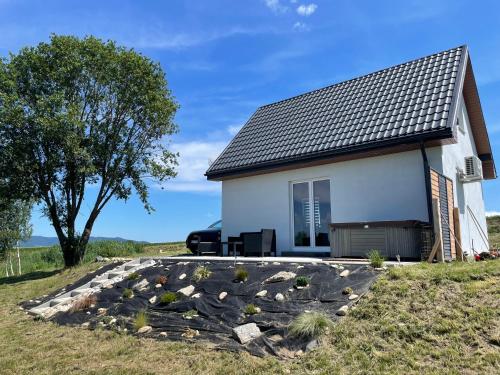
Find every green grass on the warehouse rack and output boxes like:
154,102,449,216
192,266,212,282
234,266,248,282
244,304,259,315
0,240,188,278
295,276,310,287
122,288,134,299
367,249,385,268
159,292,177,305
134,310,149,331
487,215,500,248
0,260,498,373
288,312,334,338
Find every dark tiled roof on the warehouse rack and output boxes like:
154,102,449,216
206,46,465,178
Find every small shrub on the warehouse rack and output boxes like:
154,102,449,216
159,292,177,304
182,309,199,319
155,275,168,285
192,266,212,282
295,276,310,287
288,312,334,338
234,266,248,282
244,304,259,315
342,287,353,295
127,272,140,281
134,310,148,331
122,288,134,299
368,249,385,268
70,294,97,313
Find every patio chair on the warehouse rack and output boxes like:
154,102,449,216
241,229,276,257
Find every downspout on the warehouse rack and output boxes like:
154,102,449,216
420,141,434,227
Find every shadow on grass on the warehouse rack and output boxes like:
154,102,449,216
0,269,61,285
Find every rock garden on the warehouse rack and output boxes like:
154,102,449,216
23,259,380,357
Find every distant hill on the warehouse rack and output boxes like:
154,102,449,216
487,215,500,248
20,236,147,248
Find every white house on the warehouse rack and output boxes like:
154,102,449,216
206,46,496,260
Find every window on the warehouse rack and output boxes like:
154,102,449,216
292,179,331,248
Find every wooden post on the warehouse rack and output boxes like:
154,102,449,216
453,207,463,261
428,198,444,263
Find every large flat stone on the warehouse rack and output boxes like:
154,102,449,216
178,285,195,297
232,323,262,344
263,271,297,284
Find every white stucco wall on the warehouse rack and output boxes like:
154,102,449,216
430,95,489,253
221,150,430,255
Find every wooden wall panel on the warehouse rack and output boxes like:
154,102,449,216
446,179,456,259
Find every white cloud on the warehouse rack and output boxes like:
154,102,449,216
264,0,288,13
486,211,500,217
228,124,243,135
158,141,227,193
296,3,318,16
293,21,310,32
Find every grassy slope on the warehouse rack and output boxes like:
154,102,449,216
0,260,499,374
487,216,500,248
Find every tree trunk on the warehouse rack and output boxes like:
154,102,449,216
61,237,86,267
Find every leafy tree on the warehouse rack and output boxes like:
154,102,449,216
0,198,32,275
0,35,178,266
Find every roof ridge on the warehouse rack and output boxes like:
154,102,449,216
259,45,466,110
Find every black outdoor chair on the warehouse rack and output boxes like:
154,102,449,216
240,229,276,257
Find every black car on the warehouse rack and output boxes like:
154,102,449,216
185,220,221,255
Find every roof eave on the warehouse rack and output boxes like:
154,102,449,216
206,129,454,181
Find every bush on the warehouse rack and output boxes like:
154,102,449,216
83,240,145,262
134,310,148,331
342,287,353,295
182,309,199,319
288,312,334,338
127,272,140,281
122,288,133,298
192,266,212,282
295,276,310,287
159,292,177,304
155,275,167,285
70,294,97,313
234,266,248,282
40,246,64,264
244,304,259,315
368,249,385,268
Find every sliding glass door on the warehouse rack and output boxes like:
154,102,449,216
292,179,331,249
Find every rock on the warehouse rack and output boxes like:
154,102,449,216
159,331,168,337
179,273,186,280
306,339,319,352
275,293,285,302
338,265,345,270
149,296,157,304
95,256,109,262
81,322,90,328
330,264,339,269
97,308,107,316
336,305,349,316
105,284,114,289
86,311,91,315
297,265,304,269
133,279,149,291
137,325,152,334
232,323,262,344
288,288,294,292
181,328,199,338
219,291,227,300
264,271,297,284
255,290,268,298
109,318,117,325
374,267,384,271
191,293,201,299
339,270,350,277
272,262,281,265
255,307,262,313
155,284,162,289
268,334,283,342
178,285,195,297
348,294,359,300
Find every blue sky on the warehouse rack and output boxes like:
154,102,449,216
1,0,499,242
